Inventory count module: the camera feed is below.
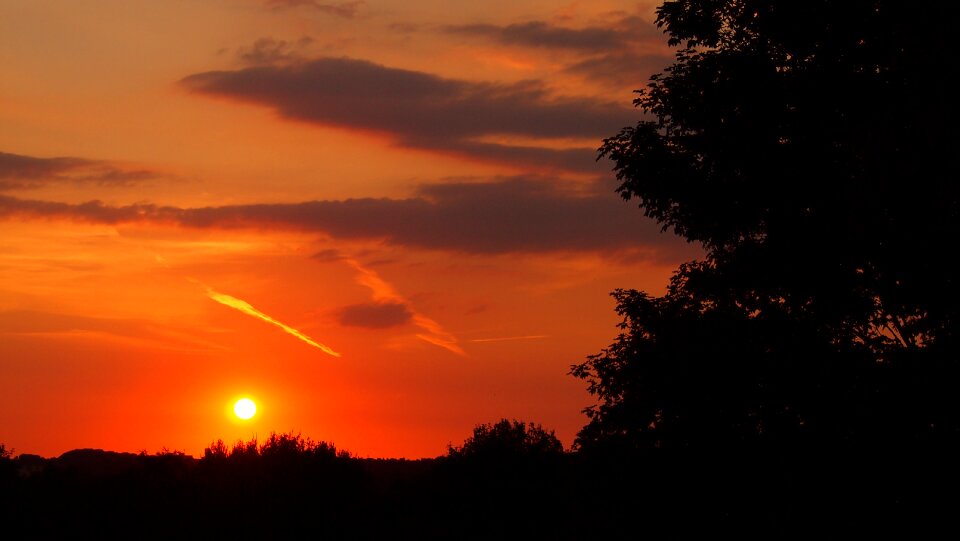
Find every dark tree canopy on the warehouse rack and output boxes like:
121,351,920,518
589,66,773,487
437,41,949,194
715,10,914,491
447,419,563,459
574,0,959,451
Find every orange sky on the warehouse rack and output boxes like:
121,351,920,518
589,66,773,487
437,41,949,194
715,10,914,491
0,0,697,458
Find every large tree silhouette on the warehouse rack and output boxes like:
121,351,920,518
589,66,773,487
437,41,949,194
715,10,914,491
573,0,959,451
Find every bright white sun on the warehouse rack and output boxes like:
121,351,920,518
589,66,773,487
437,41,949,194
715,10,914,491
233,398,257,420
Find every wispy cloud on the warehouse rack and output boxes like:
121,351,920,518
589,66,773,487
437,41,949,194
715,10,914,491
442,15,672,90
410,314,464,356
236,37,315,66
470,335,548,343
205,287,341,357
264,0,363,18
0,309,227,353
564,52,672,86
0,150,158,191
342,259,464,356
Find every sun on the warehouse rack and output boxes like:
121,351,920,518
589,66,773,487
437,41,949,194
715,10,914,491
233,398,257,420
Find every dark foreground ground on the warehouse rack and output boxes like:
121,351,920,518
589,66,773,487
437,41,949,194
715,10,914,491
2,445,958,539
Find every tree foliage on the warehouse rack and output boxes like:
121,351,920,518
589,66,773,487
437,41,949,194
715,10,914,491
202,432,349,462
447,419,563,460
574,0,959,451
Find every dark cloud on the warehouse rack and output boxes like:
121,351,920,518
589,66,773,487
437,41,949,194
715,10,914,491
237,37,314,66
447,22,622,51
336,301,412,329
0,151,157,191
444,15,663,51
179,57,632,172
444,15,672,91
312,248,346,262
564,52,673,87
265,0,363,18
0,178,699,259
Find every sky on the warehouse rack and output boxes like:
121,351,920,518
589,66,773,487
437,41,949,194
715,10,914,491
0,0,697,458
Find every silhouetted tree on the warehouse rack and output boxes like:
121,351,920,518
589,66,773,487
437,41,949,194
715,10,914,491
447,419,563,459
574,0,960,452
0,443,15,485
203,439,229,460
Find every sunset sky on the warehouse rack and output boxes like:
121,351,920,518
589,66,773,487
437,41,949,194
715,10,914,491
0,0,698,458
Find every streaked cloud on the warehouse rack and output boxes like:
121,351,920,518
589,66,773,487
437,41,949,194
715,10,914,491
205,287,341,357
179,57,631,172
564,52,672,86
342,259,464,355
446,22,623,51
410,314,464,356
264,0,363,18
0,309,226,352
0,178,697,259
470,335,548,343
443,15,671,90
444,15,663,51
0,151,158,191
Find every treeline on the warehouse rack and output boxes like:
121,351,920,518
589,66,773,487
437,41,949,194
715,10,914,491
2,422,955,537
0,424,598,538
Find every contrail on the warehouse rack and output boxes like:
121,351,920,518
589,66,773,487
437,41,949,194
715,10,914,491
205,287,341,357
470,335,548,343
412,314,466,356
344,258,465,356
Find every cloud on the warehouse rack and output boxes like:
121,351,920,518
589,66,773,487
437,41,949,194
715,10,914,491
470,335,548,343
312,248,346,262
564,52,672,87
0,310,145,337
442,15,672,91
0,151,157,191
336,301,412,329
446,22,623,51
179,57,632,172
0,310,226,352
237,37,314,66
341,259,464,355
265,0,363,18
444,15,664,51
0,178,696,259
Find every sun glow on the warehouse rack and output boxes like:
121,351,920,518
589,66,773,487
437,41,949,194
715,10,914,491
233,398,257,420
